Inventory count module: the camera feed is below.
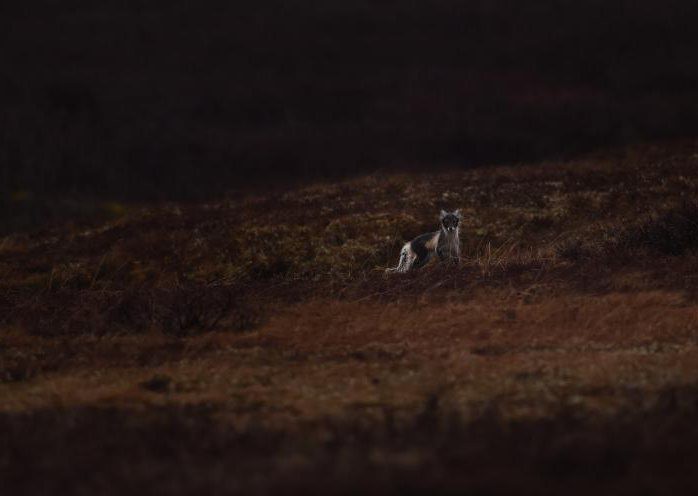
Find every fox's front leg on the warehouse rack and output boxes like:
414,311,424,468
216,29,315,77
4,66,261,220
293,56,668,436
438,246,460,265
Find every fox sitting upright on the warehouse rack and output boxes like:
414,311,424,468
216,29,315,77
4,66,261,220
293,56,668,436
387,210,461,273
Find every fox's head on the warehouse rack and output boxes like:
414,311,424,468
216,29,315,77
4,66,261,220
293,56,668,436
440,209,461,233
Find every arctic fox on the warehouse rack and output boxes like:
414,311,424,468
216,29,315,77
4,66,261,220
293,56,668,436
387,210,461,273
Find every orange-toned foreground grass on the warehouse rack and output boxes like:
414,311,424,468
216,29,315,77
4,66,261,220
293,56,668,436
3,141,698,494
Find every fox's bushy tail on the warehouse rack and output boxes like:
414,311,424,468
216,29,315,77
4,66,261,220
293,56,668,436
386,245,411,273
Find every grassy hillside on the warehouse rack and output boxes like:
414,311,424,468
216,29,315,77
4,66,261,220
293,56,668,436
3,140,698,494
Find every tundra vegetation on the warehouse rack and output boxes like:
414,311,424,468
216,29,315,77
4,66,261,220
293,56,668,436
3,141,698,494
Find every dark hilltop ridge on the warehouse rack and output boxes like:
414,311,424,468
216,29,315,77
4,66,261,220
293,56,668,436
3,0,698,205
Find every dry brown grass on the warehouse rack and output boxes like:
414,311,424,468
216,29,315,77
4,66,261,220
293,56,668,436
3,140,698,494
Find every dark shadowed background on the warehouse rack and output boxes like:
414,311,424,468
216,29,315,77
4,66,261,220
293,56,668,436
2,0,698,229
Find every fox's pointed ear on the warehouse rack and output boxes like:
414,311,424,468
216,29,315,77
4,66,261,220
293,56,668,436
454,209,462,218
440,209,448,220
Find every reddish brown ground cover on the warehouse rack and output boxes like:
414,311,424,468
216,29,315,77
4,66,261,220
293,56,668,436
3,140,698,494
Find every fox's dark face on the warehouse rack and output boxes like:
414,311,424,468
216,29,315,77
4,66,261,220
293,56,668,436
440,209,461,232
